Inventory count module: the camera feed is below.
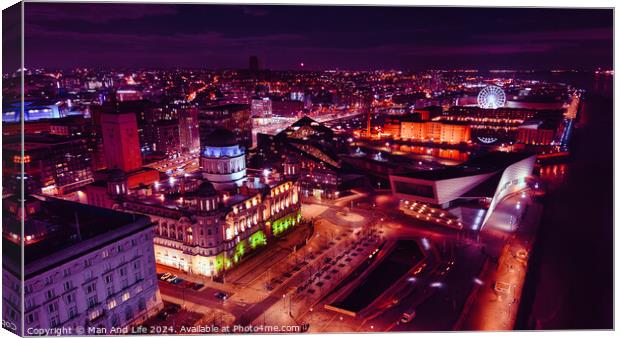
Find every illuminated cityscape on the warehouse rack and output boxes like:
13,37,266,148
1,3,614,336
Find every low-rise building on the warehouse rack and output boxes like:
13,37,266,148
2,134,94,196
389,152,536,230
257,116,364,199
400,121,471,144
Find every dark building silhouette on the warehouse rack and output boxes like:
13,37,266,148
249,56,259,73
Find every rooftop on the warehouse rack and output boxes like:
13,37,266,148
201,103,249,112
3,134,85,152
396,152,535,181
203,128,238,147
3,196,153,278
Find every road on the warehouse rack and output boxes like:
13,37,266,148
154,181,538,333
144,153,199,176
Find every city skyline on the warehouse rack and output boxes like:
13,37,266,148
9,4,613,71
2,3,614,336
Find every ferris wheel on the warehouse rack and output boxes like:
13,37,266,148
477,85,506,109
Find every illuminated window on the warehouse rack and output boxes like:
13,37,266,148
13,155,31,164
89,310,101,321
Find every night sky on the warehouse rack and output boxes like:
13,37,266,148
18,4,614,71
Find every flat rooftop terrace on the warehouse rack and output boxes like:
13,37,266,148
3,196,152,278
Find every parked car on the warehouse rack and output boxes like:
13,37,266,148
401,309,416,323
157,311,169,321
166,275,178,283
160,272,172,281
214,291,229,300
166,304,181,314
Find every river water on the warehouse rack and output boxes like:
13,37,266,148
516,72,613,329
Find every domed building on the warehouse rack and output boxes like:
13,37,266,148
106,169,128,196
200,128,247,190
194,181,222,212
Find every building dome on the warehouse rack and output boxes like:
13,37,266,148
197,181,217,197
200,128,247,191
107,169,127,181
204,128,238,147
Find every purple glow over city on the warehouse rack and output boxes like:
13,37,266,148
1,3,613,336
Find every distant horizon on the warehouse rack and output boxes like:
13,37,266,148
2,4,612,71
5,66,613,75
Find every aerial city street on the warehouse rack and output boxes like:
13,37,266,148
2,3,613,336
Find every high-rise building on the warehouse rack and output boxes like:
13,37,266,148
2,195,163,335
153,120,180,156
198,104,252,149
178,107,200,153
249,56,259,73
101,112,142,172
251,98,272,117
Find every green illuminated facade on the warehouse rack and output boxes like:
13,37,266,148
217,210,302,274
270,210,303,237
